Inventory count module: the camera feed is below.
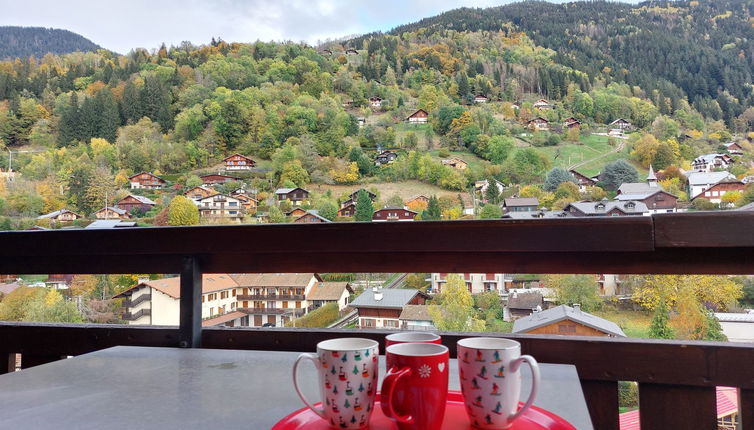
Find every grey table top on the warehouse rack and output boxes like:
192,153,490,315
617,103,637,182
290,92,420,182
0,346,593,430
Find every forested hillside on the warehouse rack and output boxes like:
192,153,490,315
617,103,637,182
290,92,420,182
0,27,102,59
378,0,754,126
0,1,753,230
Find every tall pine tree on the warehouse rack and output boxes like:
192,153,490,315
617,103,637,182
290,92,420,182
354,190,374,221
423,195,441,220
121,80,142,124
649,299,674,339
57,92,80,147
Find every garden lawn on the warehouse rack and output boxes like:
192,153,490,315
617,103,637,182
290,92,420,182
592,307,653,338
428,149,490,171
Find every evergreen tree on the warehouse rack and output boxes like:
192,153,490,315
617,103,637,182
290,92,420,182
479,204,502,219
649,299,675,339
354,190,374,222
484,178,500,204
122,80,142,123
423,195,441,220
94,87,120,143
544,168,577,192
57,92,80,147
701,308,727,341
601,159,639,191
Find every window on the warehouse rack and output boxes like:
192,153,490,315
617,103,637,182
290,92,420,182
229,202,237,207
202,296,205,303
209,307,214,316
282,301,288,309
383,319,399,328
232,290,236,297
229,211,237,215
361,318,376,328
558,324,576,334
231,302,236,310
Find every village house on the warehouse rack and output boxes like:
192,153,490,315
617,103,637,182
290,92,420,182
232,193,258,213
714,312,754,343
441,157,468,170
569,169,597,191
183,186,217,201
459,193,474,216
502,210,570,220
526,117,549,131
115,194,156,213
506,291,545,320
286,208,307,218
399,305,435,331
200,173,240,185
368,96,382,108
233,273,320,327
350,288,428,329
223,154,256,171
690,179,746,206
475,179,506,197
686,171,736,199
93,207,131,220
691,153,734,172
406,195,430,212
609,118,632,134
430,273,507,295
372,207,417,222
46,274,74,290
275,187,310,206
306,281,353,311
406,109,429,124
597,274,624,296
615,167,678,213
374,150,398,166
533,99,552,110
502,197,539,213
128,172,166,190
473,95,488,104
512,304,626,337
115,274,241,326
724,142,744,155
293,210,331,223
37,209,82,222
565,200,648,217
196,194,244,220
563,117,581,129
345,189,377,205
337,203,356,217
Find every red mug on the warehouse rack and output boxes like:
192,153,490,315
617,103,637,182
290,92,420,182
382,343,450,430
385,332,442,369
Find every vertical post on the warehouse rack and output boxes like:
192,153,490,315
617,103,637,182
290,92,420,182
0,353,15,375
179,256,202,348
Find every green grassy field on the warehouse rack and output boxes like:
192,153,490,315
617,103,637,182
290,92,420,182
592,308,653,338
311,180,461,201
428,149,490,171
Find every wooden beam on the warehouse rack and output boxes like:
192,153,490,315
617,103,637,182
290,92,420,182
740,389,754,430
654,211,754,248
179,256,202,348
0,353,14,375
638,384,717,430
580,380,619,430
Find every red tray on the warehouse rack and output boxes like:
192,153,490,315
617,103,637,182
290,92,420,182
272,391,576,429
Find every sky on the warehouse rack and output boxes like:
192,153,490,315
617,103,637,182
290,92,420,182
0,0,623,53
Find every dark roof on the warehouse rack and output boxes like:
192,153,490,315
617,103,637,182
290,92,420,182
507,292,544,310
399,305,432,321
512,304,626,337
503,197,539,207
350,289,422,309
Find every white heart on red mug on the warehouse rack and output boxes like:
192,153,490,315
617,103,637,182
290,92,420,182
438,362,445,373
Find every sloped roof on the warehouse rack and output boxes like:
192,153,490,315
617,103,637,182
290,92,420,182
85,220,137,229
96,206,128,215
615,189,676,201
507,292,544,310
693,153,729,164
399,305,432,321
121,194,157,205
503,197,539,207
503,211,570,219
275,187,308,195
566,200,647,215
128,172,165,181
0,282,22,296
307,282,352,301
295,210,332,223
737,202,754,211
115,274,239,299
37,209,80,219
617,182,658,195
609,118,630,125
687,171,735,185
202,311,247,327
230,273,319,288
350,289,421,309
512,304,626,337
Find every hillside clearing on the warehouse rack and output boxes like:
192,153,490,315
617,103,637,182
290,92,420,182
311,180,463,202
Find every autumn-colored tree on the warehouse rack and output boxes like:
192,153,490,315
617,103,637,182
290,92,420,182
70,274,99,298
23,289,83,323
0,287,41,321
167,195,199,226
632,275,742,311
280,160,310,187
479,204,502,219
428,274,485,332
330,162,359,184
405,273,430,291
543,274,602,312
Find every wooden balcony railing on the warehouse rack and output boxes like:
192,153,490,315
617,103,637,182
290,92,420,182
122,308,151,321
123,293,151,307
237,307,307,316
0,212,753,430
237,294,305,301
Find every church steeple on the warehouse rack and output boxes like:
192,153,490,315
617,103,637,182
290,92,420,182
647,165,657,187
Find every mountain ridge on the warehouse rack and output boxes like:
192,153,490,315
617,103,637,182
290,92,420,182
0,26,102,59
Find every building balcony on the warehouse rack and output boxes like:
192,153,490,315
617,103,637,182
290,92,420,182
123,308,151,321
238,307,307,317
237,294,305,301
0,214,753,429
123,293,151,307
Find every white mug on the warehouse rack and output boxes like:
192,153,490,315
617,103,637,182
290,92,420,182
293,338,379,429
457,337,540,429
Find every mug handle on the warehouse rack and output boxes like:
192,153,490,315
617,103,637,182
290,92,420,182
380,366,413,424
508,354,540,423
293,353,327,419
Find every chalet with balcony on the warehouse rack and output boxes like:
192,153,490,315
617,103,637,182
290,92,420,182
475,179,506,197
232,193,258,213
114,274,241,326
691,179,746,206
129,172,166,190
93,207,131,220
275,187,309,206
201,173,240,185
533,99,552,110
45,274,73,290
441,157,468,170
565,200,648,217
687,171,736,198
613,167,678,214
184,186,217,201
692,153,734,172
306,281,353,311
430,273,507,295
473,95,488,103
337,203,356,217
37,209,82,222
569,170,597,191
368,97,382,108
526,117,549,131
372,207,417,222
406,195,430,212
502,197,539,213
399,305,435,331
346,189,377,205
513,304,626,337
115,194,156,214
724,142,744,155
375,150,398,166
293,210,331,223
233,273,320,327
196,194,244,220
350,288,428,329
609,118,631,134
563,117,581,129
406,109,428,124
223,154,256,171
286,208,307,218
